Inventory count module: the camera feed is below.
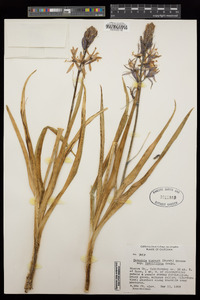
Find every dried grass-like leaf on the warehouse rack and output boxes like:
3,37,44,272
43,128,64,186
20,70,37,170
91,78,130,199
40,85,87,230
6,105,35,194
95,86,105,210
99,106,193,227
116,101,177,197
93,89,138,228
65,77,84,142
66,63,74,73
64,107,108,159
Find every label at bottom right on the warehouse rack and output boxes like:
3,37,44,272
124,245,195,294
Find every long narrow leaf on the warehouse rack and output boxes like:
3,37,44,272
40,85,87,231
43,128,64,186
20,70,40,206
116,101,177,198
102,142,117,191
64,77,84,143
39,128,64,222
95,86,105,212
59,76,84,157
99,107,193,228
6,105,35,194
20,70,37,169
35,126,49,196
91,78,130,193
64,108,108,158
93,89,138,228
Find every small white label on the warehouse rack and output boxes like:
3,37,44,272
149,187,184,208
114,261,121,291
124,245,195,294
104,21,129,32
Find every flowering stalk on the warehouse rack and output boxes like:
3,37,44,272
66,26,100,128
84,23,193,292
6,26,103,293
121,23,160,183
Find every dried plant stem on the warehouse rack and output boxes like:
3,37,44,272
84,232,96,292
121,86,141,183
67,70,81,127
24,233,42,293
84,224,103,292
67,50,86,127
121,51,145,183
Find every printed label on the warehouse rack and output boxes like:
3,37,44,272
125,245,195,294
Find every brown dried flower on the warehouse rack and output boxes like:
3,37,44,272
65,26,101,77
140,22,155,54
124,23,160,89
82,26,98,50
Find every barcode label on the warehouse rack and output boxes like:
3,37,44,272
114,261,121,291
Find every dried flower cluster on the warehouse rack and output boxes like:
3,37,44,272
141,22,155,53
66,26,101,77
82,26,98,50
125,23,160,89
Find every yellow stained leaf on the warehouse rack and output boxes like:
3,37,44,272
28,262,42,269
45,157,51,164
81,255,97,263
29,197,64,206
107,196,131,204
125,199,132,204
129,132,140,138
48,197,64,205
65,156,73,163
29,198,35,205
133,81,146,88
45,156,73,165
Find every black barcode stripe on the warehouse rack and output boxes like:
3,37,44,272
114,261,121,290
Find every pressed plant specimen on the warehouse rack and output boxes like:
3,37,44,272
84,23,193,292
6,26,103,293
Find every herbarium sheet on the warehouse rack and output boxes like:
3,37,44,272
4,19,196,294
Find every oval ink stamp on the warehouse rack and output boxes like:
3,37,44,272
149,187,184,207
